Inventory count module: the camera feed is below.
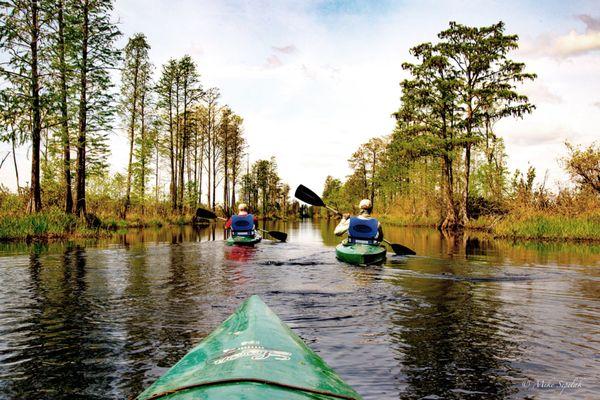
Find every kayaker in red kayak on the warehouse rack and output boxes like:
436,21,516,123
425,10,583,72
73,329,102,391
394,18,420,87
225,203,258,229
334,199,384,242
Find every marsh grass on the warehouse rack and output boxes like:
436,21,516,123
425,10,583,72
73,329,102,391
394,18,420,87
0,209,79,240
0,208,193,241
490,213,600,241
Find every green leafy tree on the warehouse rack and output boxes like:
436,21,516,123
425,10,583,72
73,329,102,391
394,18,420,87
73,0,121,216
437,21,536,223
0,0,53,212
120,33,151,216
393,40,463,229
47,0,79,213
564,142,600,194
176,55,202,213
156,59,179,210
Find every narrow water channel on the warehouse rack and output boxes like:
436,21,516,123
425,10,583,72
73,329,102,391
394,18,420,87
0,220,598,399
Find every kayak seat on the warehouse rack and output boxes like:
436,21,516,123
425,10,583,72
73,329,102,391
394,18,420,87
348,217,379,244
231,214,255,236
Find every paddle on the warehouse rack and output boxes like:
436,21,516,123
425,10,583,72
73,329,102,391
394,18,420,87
195,208,287,242
256,228,287,242
294,185,341,216
294,185,416,256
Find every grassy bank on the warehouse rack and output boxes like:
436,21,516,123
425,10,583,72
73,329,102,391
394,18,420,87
470,213,600,242
0,208,293,242
0,210,95,241
0,210,196,242
380,212,600,242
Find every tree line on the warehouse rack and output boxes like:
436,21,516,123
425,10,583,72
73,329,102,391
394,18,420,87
0,0,291,219
323,21,599,230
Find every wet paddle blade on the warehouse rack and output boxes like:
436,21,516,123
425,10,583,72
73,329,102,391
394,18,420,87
389,242,416,256
267,231,288,242
196,208,218,219
294,185,325,207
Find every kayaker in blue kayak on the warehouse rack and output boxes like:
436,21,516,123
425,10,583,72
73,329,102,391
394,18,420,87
225,203,259,230
334,199,383,242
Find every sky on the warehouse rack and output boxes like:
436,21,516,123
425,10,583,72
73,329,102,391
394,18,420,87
1,0,599,195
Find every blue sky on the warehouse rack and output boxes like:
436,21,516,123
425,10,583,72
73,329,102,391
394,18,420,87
2,0,599,195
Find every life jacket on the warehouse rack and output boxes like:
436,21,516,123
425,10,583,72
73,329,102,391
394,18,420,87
348,217,379,244
231,214,255,236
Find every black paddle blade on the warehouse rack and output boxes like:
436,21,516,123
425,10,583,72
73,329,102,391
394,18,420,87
389,242,416,256
267,231,288,242
195,208,218,219
294,184,325,207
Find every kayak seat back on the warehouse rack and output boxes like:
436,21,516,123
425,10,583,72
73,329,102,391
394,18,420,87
231,214,255,236
348,217,378,244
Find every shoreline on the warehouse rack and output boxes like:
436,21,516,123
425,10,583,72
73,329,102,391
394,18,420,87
0,212,293,243
1,211,598,244
379,215,600,244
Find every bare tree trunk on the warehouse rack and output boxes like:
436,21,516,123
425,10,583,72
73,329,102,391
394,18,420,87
230,141,237,211
75,0,89,217
178,81,186,214
462,142,471,225
223,123,229,215
168,89,176,211
155,138,159,204
370,148,376,207
206,106,212,207
198,129,204,206
58,0,73,213
140,89,146,215
125,50,141,217
211,130,216,211
440,154,458,230
12,135,19,191
193,126,198,209
28,0,42,213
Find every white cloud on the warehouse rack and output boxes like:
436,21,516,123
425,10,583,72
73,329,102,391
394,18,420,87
521,81,562,104
520,14,600,58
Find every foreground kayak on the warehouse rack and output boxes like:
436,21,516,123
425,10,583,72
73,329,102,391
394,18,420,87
336,241,386,265
137,295,362,400
226,233,262,246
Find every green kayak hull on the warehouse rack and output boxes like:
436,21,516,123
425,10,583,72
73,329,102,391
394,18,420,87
138,296,362,400
335,242,386,265
226,234,262,246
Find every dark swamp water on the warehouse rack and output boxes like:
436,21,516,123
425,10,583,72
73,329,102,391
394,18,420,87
0,220,598,399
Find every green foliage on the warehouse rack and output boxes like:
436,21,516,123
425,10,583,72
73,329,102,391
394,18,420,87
239,157,289,217
492,214,600,241
74,0,121,178
0,209,78,240
563,141,600,194
326,21,535,229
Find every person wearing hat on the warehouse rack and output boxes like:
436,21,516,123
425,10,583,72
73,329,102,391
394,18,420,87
334,199,383,242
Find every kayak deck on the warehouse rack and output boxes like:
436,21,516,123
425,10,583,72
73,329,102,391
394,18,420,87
335,241,386,265
137,296,362,400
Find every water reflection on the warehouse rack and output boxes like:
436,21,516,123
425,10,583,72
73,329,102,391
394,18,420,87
387,268,521,399
0,221,598,399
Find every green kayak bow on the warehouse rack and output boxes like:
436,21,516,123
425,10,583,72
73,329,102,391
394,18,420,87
137,295,362,400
